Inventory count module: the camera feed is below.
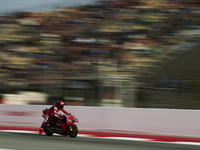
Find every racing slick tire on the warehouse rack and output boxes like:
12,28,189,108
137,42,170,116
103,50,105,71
44,124,54,136
66,125,78,138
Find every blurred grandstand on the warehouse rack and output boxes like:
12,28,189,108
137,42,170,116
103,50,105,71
0,0,200,109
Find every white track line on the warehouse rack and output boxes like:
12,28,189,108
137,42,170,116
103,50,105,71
172,142,200,146
1,130,37,134
103,137,153,141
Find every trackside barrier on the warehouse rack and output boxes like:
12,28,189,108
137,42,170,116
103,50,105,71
0,104,200,137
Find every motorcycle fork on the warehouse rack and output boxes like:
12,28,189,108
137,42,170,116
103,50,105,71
69,126,73,131
66,125,73,131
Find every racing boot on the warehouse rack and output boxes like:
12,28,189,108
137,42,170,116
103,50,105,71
39,121,46,136
39,127,43,136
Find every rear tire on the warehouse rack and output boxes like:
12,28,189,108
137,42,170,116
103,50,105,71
44,124,54,136
66,125,78,138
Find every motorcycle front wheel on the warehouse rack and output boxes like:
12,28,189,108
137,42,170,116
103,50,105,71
66,125,78,138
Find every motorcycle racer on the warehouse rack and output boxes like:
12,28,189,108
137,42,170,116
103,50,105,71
39,101,70,135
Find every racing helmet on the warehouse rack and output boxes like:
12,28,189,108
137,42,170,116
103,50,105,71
56,101,64,110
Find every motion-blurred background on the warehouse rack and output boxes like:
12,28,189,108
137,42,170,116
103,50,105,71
0,0,200,109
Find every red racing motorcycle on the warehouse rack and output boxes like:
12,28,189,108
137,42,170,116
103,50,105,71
41,108,78,137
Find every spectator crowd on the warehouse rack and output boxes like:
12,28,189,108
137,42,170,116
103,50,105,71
0,0,200,93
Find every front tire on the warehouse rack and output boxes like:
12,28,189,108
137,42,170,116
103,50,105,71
66,125,78,138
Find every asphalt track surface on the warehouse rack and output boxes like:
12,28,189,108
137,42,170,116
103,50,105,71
0,132,199,150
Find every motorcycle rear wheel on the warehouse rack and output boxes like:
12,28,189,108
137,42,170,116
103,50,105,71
44,124,54,136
